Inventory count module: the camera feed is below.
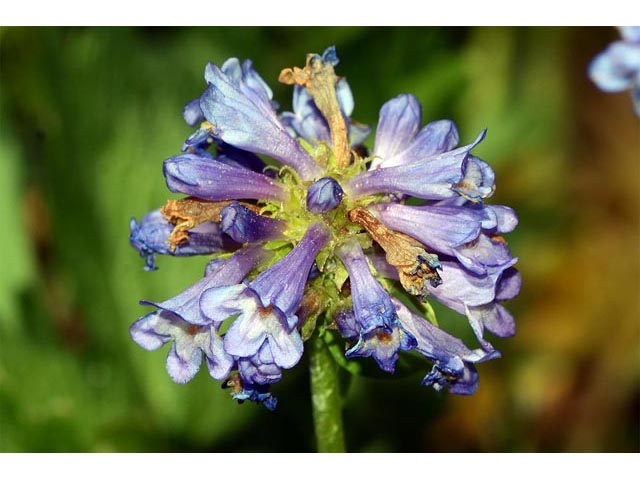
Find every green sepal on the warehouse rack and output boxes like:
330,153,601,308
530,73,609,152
262,239,291,251
315,248,331,273
354,232,373,250
330,262,349,292
301,314,318,342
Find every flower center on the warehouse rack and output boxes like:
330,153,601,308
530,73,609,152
375,330,394,344
258,304,275,319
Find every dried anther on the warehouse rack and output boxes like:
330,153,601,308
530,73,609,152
160,197,259,251
348,207,442,301
222,373,244,395
279,49,350,169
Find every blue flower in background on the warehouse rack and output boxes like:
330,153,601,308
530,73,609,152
589,26,640,116
129,46,520,410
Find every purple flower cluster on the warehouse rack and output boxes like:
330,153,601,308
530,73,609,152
129,46,520,409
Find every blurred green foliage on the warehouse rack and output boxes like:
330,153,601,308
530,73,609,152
0,27,638,452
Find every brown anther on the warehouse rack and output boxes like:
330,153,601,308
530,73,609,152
223,373,244,395
258,305,274,319
160,197,260,251
452,180,473,192
491,235,507,244
348,207,441,300
200,121,215,131
187,324,201,336
376,330,393,344
279,53,350,169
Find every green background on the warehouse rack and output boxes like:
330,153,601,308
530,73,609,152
0,27,638,452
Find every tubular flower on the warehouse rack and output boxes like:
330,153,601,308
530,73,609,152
130,46,519,410
129,209,236,271
589,26,640,116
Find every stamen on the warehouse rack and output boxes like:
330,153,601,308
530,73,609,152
491,234,507,244
348,207,442,301
376,329,393,344
279,53,350,169
187,324,201,336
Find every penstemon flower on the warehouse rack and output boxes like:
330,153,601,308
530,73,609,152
129,46,520,414
589,26,640,116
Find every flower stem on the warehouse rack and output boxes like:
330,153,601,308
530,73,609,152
309,333,346,452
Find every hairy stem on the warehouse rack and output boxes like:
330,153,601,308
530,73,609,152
309,333,346,452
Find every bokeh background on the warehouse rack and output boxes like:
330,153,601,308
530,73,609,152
0,26,638,452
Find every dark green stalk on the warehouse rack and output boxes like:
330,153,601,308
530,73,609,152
309,333,346,452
